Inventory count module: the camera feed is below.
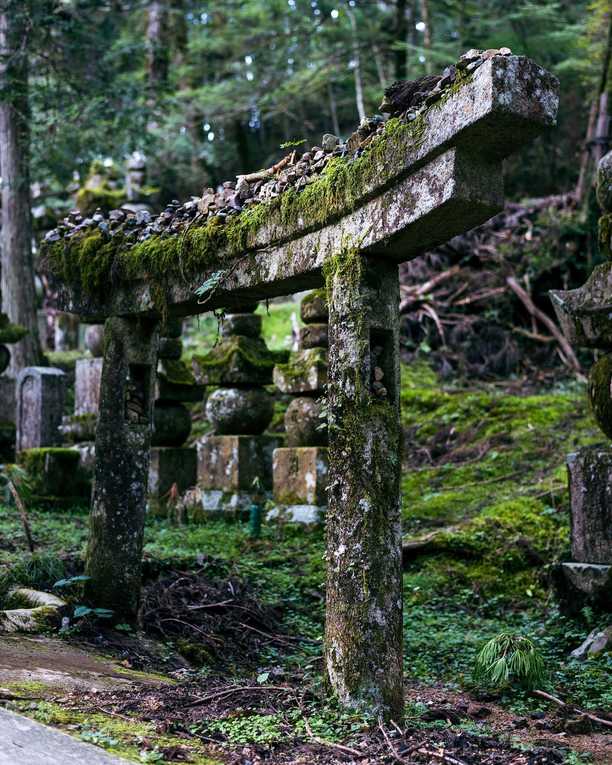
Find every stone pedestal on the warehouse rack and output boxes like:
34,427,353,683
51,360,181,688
149,446,197,510
271,447,328,522
16,367,66,452
18,447,90,506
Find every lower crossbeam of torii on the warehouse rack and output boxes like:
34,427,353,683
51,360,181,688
43,52,558,717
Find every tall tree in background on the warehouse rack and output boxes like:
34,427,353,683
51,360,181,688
0,0,40,370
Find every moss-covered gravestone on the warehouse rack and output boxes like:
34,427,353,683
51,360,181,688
550,151,612,612
271,289,329,523
192,307,282,514
42,52,558,716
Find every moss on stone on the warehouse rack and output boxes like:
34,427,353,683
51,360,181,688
45,350,84,373
43,112,432,308
598,213,612,259
193,335,280,386
18,447,90,505
587,353,612,438
160,358,196,386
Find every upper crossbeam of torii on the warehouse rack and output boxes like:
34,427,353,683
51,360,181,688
46,54,558,320
42,51,558,719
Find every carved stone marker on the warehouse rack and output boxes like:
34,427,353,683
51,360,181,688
193,306,281,513
45,52,558,715
550,151,612,611
16,367,66,452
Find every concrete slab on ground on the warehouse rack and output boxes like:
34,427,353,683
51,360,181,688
0,707,131,764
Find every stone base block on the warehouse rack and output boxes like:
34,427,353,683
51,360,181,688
18,447,90,506
149,446,197,512
73,442,96,475
267,504,325,525
557,562,612,613
0,420,15,462
273,447,328,506
273,349,327,394
197,434,279,492
567,447,612,564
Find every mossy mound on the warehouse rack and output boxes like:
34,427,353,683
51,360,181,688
400,361,601,605
587,353,612,438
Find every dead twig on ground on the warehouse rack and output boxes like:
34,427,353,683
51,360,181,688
378,718,406,764
184,684,290,709
302,714,364,758
533,689,612,729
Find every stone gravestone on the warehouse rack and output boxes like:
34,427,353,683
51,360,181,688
549,150,612,611
16,367,66,453
271,289,329,523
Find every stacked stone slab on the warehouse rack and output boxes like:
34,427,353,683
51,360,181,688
149,319,200,512
549,151,612,611
272,289,329,523
192,306,281,514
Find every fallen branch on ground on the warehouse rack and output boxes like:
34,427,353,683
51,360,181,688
533,689,612,729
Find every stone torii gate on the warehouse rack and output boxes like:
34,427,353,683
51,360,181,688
45,54,558,717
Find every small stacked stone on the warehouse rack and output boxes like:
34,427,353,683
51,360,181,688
45,48,513,253
191,306,282,515
549,151,612,612
149,318,200,513
271,289,329,524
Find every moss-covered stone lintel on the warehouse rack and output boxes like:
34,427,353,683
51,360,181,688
53,55,557,323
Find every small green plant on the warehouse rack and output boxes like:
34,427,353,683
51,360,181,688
73,605,114,620
474,633,546,691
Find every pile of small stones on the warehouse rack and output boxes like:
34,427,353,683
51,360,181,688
45,48,511,252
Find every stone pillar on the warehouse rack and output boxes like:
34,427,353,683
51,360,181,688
324,254,403,718
85,316,159,619
272,289,329,523
148,318,199,512
16,366,66,452
193,306,281,515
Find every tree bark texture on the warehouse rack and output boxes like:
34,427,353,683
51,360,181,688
0,2,41,371
324,253,403,718
85,316,159,620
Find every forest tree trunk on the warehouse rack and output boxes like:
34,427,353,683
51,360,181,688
0,2,41,372
394,0,407,80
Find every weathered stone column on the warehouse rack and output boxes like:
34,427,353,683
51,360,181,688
324,253,403,718
85,316,159,619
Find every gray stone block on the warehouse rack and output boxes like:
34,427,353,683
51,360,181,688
16,367,66,452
